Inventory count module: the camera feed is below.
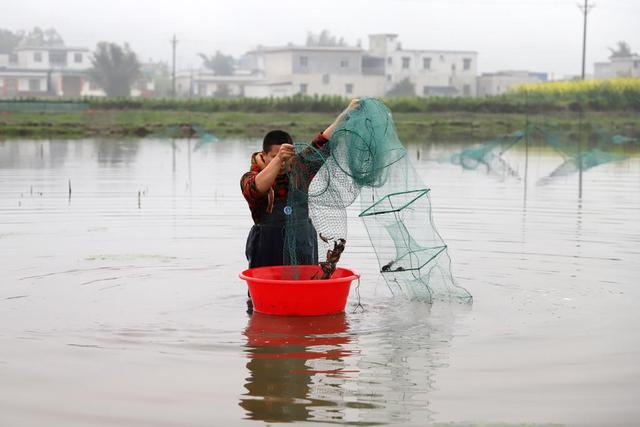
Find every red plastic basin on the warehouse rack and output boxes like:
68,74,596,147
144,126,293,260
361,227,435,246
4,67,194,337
239,265,359,316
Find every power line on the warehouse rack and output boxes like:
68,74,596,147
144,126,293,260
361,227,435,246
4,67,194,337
578,0,596,80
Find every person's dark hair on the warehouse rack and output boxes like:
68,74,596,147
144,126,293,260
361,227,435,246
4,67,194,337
263,130,292,152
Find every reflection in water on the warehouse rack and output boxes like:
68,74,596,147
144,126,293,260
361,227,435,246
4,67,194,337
239,313,355,423
441,131,523,178
239,302,468,425
0,138,140,169
440,122,636,199
352,302,466,425
95,138,140,166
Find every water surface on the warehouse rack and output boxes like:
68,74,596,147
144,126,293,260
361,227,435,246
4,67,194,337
0,138,639,426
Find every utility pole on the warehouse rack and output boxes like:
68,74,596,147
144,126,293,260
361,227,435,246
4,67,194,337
171,34,178,97
578,0,595,80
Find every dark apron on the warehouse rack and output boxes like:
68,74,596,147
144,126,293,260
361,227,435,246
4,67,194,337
245,200,318,268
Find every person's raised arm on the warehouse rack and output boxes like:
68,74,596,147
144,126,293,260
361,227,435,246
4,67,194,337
254,144,295,194
321,98,360,140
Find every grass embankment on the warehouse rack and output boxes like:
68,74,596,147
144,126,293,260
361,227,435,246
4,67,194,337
1,110,639,142
1,78,638,140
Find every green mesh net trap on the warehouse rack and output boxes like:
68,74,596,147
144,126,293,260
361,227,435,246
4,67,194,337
285,98,472,303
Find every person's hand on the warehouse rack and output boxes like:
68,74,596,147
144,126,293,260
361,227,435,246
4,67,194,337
344,98,359,114
275,144,295,163
321,99,361,140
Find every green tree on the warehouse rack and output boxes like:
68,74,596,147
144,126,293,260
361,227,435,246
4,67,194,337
306,30,346,47
609,41,634,59
0,27,65,52
88,42,141,97
0,29,23,52
21,27,64,47
386,78,416,97
198,51,235,75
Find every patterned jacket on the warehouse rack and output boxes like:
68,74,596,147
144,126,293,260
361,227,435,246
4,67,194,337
241,132,329,224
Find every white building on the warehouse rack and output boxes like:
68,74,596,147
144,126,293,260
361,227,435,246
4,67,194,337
594,54,640,79
240,46,386,98
0,46,94,97
368,34,478,97
477,71,548,96
230,35,478,98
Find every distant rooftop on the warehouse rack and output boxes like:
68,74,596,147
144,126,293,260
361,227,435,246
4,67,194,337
248,45,363,54
399,48,478,55
481,70,545,77
14,46,90,52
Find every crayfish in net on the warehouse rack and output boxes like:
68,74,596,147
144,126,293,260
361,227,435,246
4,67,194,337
311,236,347,280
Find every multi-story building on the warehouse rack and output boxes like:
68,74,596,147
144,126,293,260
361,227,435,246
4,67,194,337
0,45,93,97
234,34,478,98
368,34,478,97
240,46,385,98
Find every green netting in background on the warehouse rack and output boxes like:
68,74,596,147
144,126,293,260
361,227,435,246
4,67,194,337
0,101,90,112
441,122,636,180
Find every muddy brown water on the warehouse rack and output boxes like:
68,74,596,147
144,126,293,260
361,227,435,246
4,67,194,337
0,138,639,426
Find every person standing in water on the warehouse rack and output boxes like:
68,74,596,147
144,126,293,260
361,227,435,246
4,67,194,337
240,99,358,311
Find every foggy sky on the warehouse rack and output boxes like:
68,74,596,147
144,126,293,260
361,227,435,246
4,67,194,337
4,0,640,78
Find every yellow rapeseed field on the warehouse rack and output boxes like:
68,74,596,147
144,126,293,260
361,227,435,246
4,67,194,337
514,78,640,96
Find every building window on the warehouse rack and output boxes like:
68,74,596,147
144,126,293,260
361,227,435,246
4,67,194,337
9,53,18,64
440,54,445,62
74,53,83,63
300,83,308,94
340,59,349,68
299,56,308,67
423,57,431,70
28,79,41,91
50,51,67,65
89,81,100,91
387,57,392,65
322,74,330,84
386,75,392,82
345,83,353,94
635,61,640,69
423,86,429,96
402,57,410,69
34,52,42,62
463,84,471,96
197,83,206,96
463,58,472,71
